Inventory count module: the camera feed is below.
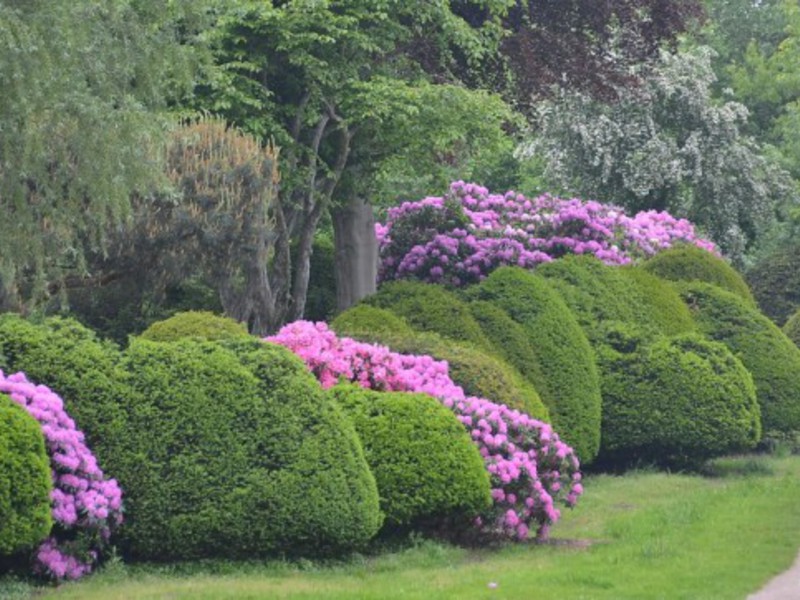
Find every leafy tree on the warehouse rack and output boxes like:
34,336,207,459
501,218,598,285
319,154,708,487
0,0,213,311
523,45,794,263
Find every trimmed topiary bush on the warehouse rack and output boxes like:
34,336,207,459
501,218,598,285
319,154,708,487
746,244,800,326
676,282,800,435
304,235,337,323
111,337,381,560
333,324,549,421
0,394,52,556
784,309,800,347
364,281,494,351
596,328,761,468
331,304,414,339
139,311,249,342
464,267,602,464
328,383,491,530
620,266,696,336
643,244,756,308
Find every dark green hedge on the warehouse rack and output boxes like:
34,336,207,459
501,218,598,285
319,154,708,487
139,311,250,342
111,338,382,560
643,244,756,308
328,383,491,530
304,235,337,323
784,309,800,347
464,267,602,463
364,281,494,351
597,327,761,468
676,282,800,434
746,244,800,326
0,395,52,556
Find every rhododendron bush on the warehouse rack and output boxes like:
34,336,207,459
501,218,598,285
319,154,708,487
268,321,583,540
377,181,717,286
0,371,123,581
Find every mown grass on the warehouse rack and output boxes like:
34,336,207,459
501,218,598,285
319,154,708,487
5,454,800,600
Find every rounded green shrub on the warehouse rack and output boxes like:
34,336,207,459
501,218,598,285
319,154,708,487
597,328,761,468
331,304,414,339
784,309,800,347
304,235,337,323
328,383,491,529
0,395,52,555
620,266,696,336
464,267,602,463
365,281,493,351
676,282,800,435
747,244,800,326
111,337,382,560
332,320,549,421
139,311,249,342
0,315,127,464
642,244,756,307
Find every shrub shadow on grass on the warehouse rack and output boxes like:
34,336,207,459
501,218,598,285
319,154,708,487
700,455,775,478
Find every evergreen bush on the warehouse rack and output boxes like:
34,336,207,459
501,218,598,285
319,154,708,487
328,384,491,530
784,309,800,347
746,244,800,325
139,311,249,342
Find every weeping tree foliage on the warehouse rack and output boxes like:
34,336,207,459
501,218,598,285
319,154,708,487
0,0,213,311
523,45,795,264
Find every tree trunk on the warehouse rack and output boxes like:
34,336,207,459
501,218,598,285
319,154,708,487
332,196,378,313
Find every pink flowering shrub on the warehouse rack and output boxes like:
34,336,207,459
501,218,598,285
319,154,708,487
267,321,582,540
377,181,717,286
0,370,123,581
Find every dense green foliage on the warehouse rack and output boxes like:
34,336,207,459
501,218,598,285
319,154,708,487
784,309,800,346
0,315,127,462
676,282,800,435
330,305,414,339
746,243,800,325
596,328,761,468
139,311,249,343
112,338,381,560
642,245,756,307
328,384,491,530
0,395,52,556
464,267,602,463
365,281,493,351
304,236,337,323
537,255,695,340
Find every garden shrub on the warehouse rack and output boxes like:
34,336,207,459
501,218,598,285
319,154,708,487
304,235,337,323
784,309,800,347
331,304,414,339
364,280,494,351
596,327,761,468
0,315,127,462
269,321,583,541
0,394,52,556
464,267,602,463
333,323,548,421
676,282,800,434
111,337,381,560
328,383,491,530
139,310,249,342
643,244,756,308
620,266,696,336
747,244,800,325
0,372,123,580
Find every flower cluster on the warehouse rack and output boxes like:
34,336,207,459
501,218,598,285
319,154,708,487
0,371,123,581
377,181,717,286
268,321,582,540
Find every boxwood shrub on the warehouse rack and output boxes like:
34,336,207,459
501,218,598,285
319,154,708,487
139,311,250,342
332,318,549,421
111,337,382,560
746,244,800,326
642,244,756,308
784,309,800,347
596,327,761,468
328,383,491,531
464,267,602,463
0,395,52,556
676,282,800,434
331,304,414,339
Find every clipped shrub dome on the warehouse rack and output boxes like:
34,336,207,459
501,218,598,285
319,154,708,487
329,384,491,529
643,244,755,308
784,309,800,347
112,337,382,560
597,328,761,468
677,282,800,435
0,394,52,556
331,304,414,339
139,310,249,342
464,267,602,463
746,244,800,326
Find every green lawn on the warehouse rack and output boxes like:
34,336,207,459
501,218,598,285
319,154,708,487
6,454,800,600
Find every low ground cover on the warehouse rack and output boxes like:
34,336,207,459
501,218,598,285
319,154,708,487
5,454,800,600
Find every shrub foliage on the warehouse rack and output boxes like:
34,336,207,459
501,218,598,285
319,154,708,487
139,310,249,342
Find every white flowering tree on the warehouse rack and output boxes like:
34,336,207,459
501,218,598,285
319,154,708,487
521,46,795,263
